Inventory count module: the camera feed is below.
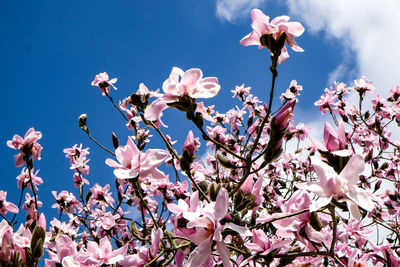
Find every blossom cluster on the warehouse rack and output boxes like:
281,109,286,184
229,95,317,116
2,8,400,267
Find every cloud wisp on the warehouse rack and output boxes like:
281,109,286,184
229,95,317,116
286,0,400,92
215,0,266,22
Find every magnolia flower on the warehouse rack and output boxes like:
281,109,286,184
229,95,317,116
0,191,19,216
106,137,168,180
240,9,305,64
298,155,374,219
83,237,127,265
273,99,296,130
144,67,220,122
310,120,352,157
7,128,42,167
185,188,232,267
91,72,117,96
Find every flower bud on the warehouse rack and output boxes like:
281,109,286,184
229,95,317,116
182,131,195,159
31,226,45,259
78,114,88,132
37,213,46,231
310,212,323,231
216,154,237,169
112,132,120,149
272,99,296,131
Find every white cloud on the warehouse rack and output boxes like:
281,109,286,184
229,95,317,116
215,0,267,22
286,0,400,93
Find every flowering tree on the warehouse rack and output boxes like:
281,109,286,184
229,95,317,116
2,8,400,267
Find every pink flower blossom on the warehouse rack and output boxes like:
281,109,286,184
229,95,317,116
182,130,195,159
91,72,117,96
106,137,168,180
83,237,127,265
7,128,42,167
16,168,43,190
144,67,220,122
273,99,296,130
280,80,303,101
0,191,19,216
240,9,305,64
314,88,337,115
354,76,375,96
309,120,352,157
298,155,374,219
184,188,248,267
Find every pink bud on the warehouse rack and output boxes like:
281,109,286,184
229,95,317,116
37,213,46,231
274,99,296,130
324,120,347,151
183,131,195,158
0,229,15,263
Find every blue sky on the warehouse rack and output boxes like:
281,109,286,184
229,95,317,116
1,0,399,224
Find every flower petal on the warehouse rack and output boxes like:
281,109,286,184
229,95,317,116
340,154,364,185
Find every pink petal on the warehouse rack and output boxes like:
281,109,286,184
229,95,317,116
340,154,364,185
181,68,202,89
186,238,212,267
166,202,185,214
271,15,290,25
191,79,221,99
310,196,332,212
346,200,362,220
250,9,270,34
277,45,290,64
240,31,261,47
105,158,121,169
141,149,168,171
216,241,232,267
310,156,335,186
286,22,305,37
347,187,374,212
144,98,169,121
214,188,228,221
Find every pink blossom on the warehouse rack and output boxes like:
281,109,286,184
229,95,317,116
162,67,220,99
298,155,374,219
7,128,42,167
88,184,115,208
91,72,117,96
0,191,18,216
52,191,82,213
231,84,251,101
273,99,296,130
184,188,247,267
16,168,43,190
83,237,127,265
45,234,78,267
242,229,290,265
314,88,337,114
0,221,15,264
354,76,375,96
240,9,305,64
182,130,195,159
280,80,303,101
106,137,168,180
63,144,90,175
144,67,220,122
310,120,352,156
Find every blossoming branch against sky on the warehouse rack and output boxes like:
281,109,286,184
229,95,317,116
217,0,400,91
1,0,399,237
